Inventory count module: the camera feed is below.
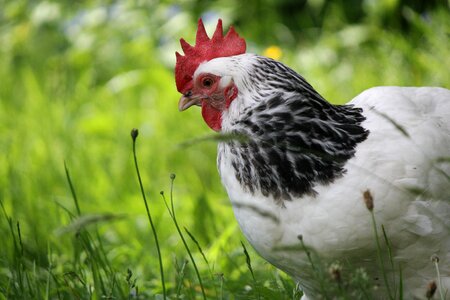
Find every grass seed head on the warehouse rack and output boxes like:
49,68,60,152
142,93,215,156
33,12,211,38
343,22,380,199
426,280,437,299
363,190,374,211
329,262,342,283
131,128,139,141
126,268,132,282
430,254,439,263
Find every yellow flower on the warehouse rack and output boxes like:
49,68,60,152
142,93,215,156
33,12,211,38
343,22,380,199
263,45,282,60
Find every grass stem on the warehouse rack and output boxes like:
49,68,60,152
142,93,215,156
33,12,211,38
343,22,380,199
64,161,81,216
297,235,329,299
370,211,394,300
131,128,166,299
160,174,207,300
381,224,398,298
432,255,445,300
241,241,261,300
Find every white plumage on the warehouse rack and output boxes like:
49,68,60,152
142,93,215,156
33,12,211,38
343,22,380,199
217,82,450,299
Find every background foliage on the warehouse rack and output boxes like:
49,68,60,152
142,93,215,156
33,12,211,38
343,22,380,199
0,0,448,299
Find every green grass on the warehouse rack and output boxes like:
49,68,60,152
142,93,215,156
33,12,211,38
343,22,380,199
0,1,449,299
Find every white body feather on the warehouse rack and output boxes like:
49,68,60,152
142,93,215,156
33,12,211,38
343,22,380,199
219,86,450,299
196,54,450,299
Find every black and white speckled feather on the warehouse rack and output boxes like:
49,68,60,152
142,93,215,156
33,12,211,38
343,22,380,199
221,91,369,203
206,55,369,203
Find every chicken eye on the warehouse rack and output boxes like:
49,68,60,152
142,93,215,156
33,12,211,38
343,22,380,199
202,77,214,88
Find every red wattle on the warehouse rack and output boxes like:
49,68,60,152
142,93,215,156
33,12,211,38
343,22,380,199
201,102,222,131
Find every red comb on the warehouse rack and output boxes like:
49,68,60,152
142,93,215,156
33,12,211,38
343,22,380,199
175,19,246,94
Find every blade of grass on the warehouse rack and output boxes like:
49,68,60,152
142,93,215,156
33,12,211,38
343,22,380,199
130,128,166,300
63,164,124,298
126,269,138,300
175,259,189,298
0,198,24,296
364,190,394,300
218,273,224,300
178,132,249,148
241,241,256,281
381,224,398,298
370,211,394,299
183,227,209,266
297,235,330,299
293,282,303,300
159,174,207,300
56,213,126,235
241,241,261,300
64,161,81,216
16,221,24,257
184,224,221,296
398,264,403,300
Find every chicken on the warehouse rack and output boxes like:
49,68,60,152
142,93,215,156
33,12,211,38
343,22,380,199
175,19,450,299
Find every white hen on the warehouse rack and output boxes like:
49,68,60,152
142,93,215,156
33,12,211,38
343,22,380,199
176,20,450,299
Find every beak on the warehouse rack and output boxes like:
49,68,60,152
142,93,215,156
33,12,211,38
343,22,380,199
178,92,202,111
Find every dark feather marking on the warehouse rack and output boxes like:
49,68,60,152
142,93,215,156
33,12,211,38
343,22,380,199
219,56,369,204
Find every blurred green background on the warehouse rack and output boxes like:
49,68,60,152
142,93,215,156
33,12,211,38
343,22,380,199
0,0,449,299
